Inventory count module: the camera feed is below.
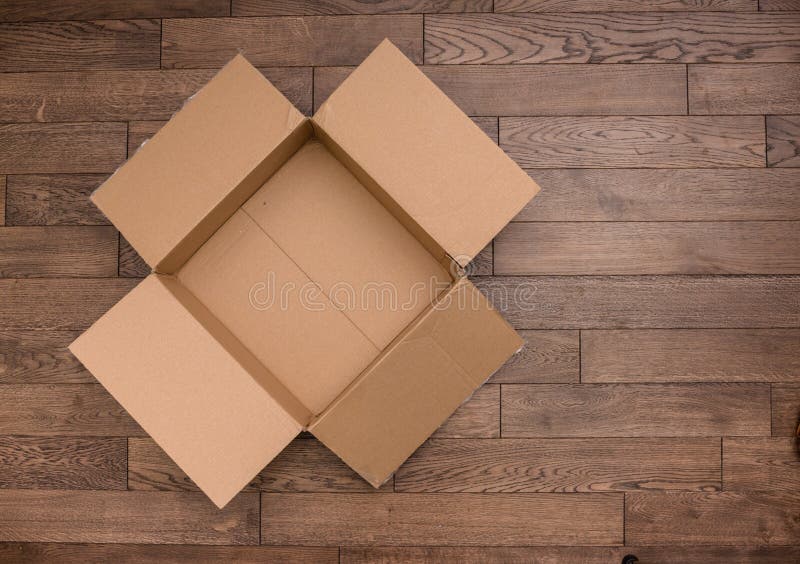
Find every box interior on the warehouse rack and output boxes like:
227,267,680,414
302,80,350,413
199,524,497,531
171,123,455,418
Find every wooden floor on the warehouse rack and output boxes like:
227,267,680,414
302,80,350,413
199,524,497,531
1,1,800,562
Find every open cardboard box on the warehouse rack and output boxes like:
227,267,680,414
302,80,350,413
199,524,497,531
70,40,540,509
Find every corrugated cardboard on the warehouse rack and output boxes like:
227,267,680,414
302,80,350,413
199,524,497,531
69,275,306,508
315,40,539,267
70,40,540,508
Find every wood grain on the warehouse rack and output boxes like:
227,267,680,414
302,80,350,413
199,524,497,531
0,330,91,383
495,221,800,275
432,384,499,438
0,68,313,123
395,437,720,492
489,330,579,384
5,175,107,226
468,243,492,276
0,491,258,544
501,383,770,437
313,64,686,115
495,0,757,11
0,176,5,225
767,115,800,167
0,278,138,330
425,13,800,64
0,20,160,72
516,169,800,221
771,384,800,436
0,1,230,21
0,384,143,436
0,123,126,174
234,0,491,15
341,546,800,564
261,492,623,546
161,16,422,68
626,491,800,545
723,437,800,493
582,329,800,383
470,117,498,144
129,437,391,492
500,116,765,168
0,544,337,563
474,276,800,330
118,236,149,277
0,226,118,277
0,436,126,490
760,0,800,9
689,63,800,114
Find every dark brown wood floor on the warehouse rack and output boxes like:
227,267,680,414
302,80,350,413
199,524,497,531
1,1,800,562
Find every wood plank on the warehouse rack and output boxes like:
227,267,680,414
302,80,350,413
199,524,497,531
582,329,800,383
128,437,391,492
0,544,337,563
0,176,4,226
771,384,800,436
5,175,107,226
723,437,800,493
0,68,312,123
489,330,579,384
0,278,138,330
474,275,800,330
767,115,800,167
161,16,422,68
313,64,686,115
495,221,800,275
689,64,800,114
626,491,800,545
396,437,720,492
0,491,258,544
500,116,765,168
0,226,118,277
0,330,91,383
501,383,770,437
234,0,492,15
261,492,623,546
0,384,143,436
341,546,800,564
0,436,126,490
118,236,149,277
0,123,126,174
470,117,497,144
760,0,800,9
425,13,800,64
467,243,492,276
0,1,230,21
127,120,163,156
0,20,160,72
495,0,757,11
432,384,499,438
516,169,800,221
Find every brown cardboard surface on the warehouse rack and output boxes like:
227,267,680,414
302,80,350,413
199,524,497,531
244,139,452,350
310,278,523,487
71,44,536,508
178,209,380,415
69,275,304,509
313,40,540,267
92,54,306,272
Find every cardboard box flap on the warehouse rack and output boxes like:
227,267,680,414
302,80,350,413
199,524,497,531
309,278,523,487
313,40,540,267
69,275,308,509
92,54,306,272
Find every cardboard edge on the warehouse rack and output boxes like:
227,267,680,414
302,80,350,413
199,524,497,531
314,39,542,267
91,53,307,272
